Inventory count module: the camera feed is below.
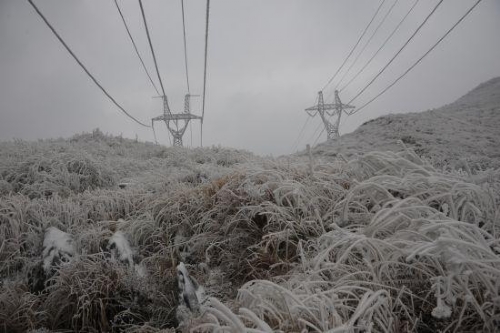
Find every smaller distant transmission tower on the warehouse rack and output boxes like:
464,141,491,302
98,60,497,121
152,94,201,146
305,90,355,140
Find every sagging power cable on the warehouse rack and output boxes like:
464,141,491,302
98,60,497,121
114,0,160,96
138,0,168,99
341,0,420,92
321,0,386,92
27,0,151,128
350,0,483,116
347,0,445,105
200,0,210,147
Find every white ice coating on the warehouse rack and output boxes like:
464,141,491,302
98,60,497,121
42,227,76,274
108,230,134,267
108,230,146,277
177,262,205,313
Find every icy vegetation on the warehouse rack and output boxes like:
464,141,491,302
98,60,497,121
0,79,499,332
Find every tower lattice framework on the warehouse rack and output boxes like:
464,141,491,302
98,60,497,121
305,90,354,140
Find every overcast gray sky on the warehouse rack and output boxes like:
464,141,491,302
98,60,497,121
1,0,499,156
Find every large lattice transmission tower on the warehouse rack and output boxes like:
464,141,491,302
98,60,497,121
305,90,354,140
152,94,201,146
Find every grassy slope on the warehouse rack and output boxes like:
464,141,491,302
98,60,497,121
0,79,499,332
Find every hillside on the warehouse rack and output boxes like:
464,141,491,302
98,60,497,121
311,77,500,171
0,79,499,332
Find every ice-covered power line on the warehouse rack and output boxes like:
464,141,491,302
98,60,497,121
114,0,160,96
340,0,420,92
349,0,483,116
27,0,151,128
347,0,445,106
138,0,168,100
335,0,400,90
181,0,190,94
321,0,386,92
201,0,210,147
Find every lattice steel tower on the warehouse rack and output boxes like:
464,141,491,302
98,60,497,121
152,94,201,146
305,90,354,140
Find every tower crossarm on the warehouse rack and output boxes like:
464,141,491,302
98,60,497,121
153,113,201,121
305,103,354,112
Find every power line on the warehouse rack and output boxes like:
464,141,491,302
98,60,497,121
321,0,386,92
347,0,445,105
181,0,190,94
335,0,400,90
181,0,193,147
201,0,210,147
341,0,420,92
114,0,160,96
27,0,151,128
138,0,167,98
350,0,483,116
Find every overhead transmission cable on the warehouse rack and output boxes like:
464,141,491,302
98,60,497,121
180,0,193,147
341,0,420,92
335,0,400,90
321,0,386,92
138,0,167,98
138,0,175,144
200,0,210,147
26,0,151,128
181,0,190,94
350,0,483,116
114,0,160,96
347,0,445,105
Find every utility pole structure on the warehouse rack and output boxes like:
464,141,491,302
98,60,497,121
151,94,201,147
305,90,354,140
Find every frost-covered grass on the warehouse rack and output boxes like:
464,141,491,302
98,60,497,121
0,130,499,332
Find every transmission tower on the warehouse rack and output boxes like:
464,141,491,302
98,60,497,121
305,90,354,140
152,94,201,146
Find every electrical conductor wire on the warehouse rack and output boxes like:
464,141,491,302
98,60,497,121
201,0,210,147
321,0,386,92
138,0,168,99
114,0,160,96
341,0,420,92
335,0,400,90
27,0,151,128
350,0,483,116
347,0,445,105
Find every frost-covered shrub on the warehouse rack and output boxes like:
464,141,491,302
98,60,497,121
1,134,499,332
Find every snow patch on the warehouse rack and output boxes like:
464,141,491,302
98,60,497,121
108,231,134,266
107,230,146,277
42,227,76,275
